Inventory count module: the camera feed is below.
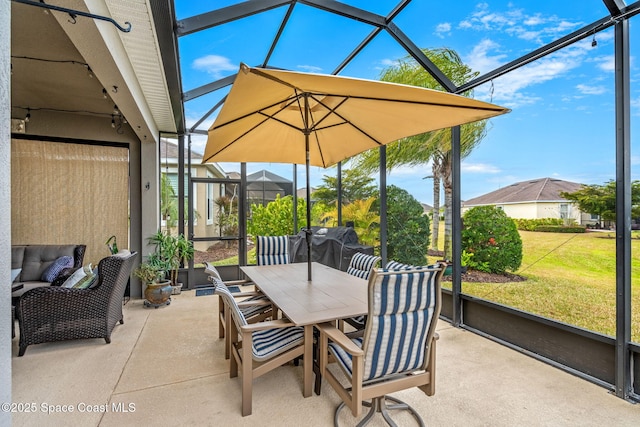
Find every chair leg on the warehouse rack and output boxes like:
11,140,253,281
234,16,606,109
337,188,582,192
334,396,425,427
241,331,253,416
224,309,232,359
218,295,225,339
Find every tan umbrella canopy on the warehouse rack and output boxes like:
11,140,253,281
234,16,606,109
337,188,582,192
203,63,509,279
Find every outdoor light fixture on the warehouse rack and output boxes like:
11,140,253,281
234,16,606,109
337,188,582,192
111,116,115,128
102,88,108,99
113,105,119,115
24,108,30,122
85,64,93,78
592,34,597,47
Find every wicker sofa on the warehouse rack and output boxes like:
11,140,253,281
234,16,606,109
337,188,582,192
11,244,86,297
16,252,137,356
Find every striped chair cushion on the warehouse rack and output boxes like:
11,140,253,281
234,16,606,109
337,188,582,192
213,279,269,319
213,280,248,328
204,262,223,281
329,268,440,382
385,260,414,270
347,253,381,279
257,235,290,265
214,278,303,362
252,326,304,362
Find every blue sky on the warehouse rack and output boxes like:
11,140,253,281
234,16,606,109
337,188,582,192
174,1,639,205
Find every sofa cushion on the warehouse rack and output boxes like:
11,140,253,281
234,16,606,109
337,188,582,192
20,245,80,282
41,256,74,282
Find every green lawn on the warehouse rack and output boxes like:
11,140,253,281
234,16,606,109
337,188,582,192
440,230,640,341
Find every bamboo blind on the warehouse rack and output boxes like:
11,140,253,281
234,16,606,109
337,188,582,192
11,139,129,266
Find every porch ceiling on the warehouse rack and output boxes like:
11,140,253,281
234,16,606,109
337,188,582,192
10,0,177,143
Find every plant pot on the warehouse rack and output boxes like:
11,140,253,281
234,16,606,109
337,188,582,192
144,280,172,308
171,283,183,295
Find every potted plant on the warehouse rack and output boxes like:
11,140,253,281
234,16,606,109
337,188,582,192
146,230,194,295
134,257,172,308
170,234,194,294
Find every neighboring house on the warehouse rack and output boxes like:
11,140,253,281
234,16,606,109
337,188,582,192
462,177,598,226
247,170,294,206
160,139,226,251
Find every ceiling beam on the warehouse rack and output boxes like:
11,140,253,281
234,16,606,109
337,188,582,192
176,0,291,36
386,22,456,92
602,0,625,16
183,74,236,102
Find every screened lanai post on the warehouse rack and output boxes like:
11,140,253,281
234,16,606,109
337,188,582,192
451,126,462,327
614,17,632,401
337,162,342,225
304,93,312,281
379,146,388,266
293,164,298,233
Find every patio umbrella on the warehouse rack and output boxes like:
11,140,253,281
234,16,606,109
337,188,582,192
202,63,509,280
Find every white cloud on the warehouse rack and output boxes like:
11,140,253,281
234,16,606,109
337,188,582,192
457,4,582,44
593,55,615,72
297,65,323,73
466,37,601,108
434,22,451,38
192,55,237,78
576,84,606,95
462,162,501,174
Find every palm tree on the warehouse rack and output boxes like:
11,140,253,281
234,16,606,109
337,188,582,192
356,48,488,258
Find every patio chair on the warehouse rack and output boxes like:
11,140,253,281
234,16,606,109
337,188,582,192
214,278,305,416
346,252,381,279
256,235,290,265
344,253,381,330
318,264,445,426
16,252,137,356
205,264,272,359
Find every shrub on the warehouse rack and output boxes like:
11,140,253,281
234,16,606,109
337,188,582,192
534,225,586,233
513,218,564,231
462,206,523,274
386,185,430,265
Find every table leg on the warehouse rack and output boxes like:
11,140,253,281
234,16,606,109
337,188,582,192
303,325,313,397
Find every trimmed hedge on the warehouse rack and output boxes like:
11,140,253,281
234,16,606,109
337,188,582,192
533,225,586,233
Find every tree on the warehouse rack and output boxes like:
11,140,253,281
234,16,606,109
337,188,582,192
386,185,431,265
312,168,378,205
321,197,380,248
560,180,640,226
247,194,307,237
355,48,488,259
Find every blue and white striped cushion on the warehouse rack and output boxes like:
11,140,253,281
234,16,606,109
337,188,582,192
385,260,413,270
240,294,271,318
252,326,304,361
213,280,248,328
347,253,381,279
257,236,290,265
329,268,440,382
214,278,303,362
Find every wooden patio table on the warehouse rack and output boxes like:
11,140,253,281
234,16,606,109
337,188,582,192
240,262,368,398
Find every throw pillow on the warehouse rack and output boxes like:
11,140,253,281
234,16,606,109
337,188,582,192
11,268,21,282
74,269,97,289
61,264,89,288
114,249,131,258
41,256,74,282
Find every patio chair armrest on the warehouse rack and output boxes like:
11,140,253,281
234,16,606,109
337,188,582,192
233,291,262,298
225,279,254,286
236,300,271,308
317,322,363,356
241,319,296,332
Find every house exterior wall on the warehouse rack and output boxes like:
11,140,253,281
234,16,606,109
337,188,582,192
465,201,595,226
1,0,11,420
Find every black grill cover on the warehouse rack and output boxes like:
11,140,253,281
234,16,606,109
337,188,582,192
290,226,374,271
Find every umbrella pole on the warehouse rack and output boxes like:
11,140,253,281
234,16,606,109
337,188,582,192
304,94,312,281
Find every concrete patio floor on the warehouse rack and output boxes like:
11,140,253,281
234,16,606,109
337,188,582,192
11,290,640,427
